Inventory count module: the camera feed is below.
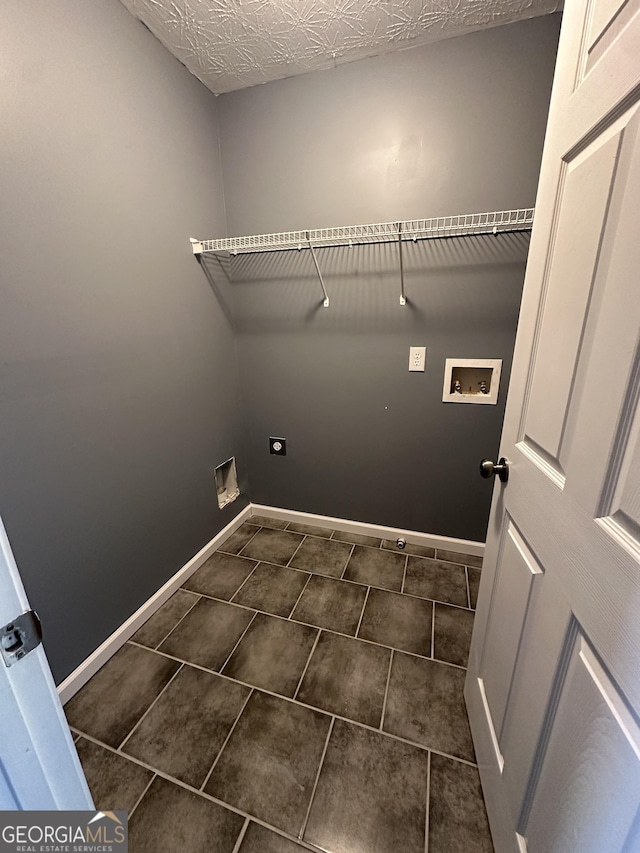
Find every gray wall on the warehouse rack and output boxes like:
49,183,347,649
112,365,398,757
218,16,561,540
0,1,247,683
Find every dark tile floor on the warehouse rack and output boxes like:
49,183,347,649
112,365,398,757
66,517,494,853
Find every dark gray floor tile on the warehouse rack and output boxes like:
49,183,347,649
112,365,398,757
75,737,153,812
286,521,334,539
343,545,405,591
468,568,481,609
240,527,304,565
382,538,436,558
383,653,475,761
65,644,180,748
403,556,468,607
239,822,308,853
291,575,367,636
122,666,250,788
183,552,257,600
296,632,390,727
358,588,432,656
289,536,352,578
218,523,259,555
437,548,483,569
246,515,288,529
232,562,310,617
129,776,243,853
159,598,254,670
205,692,331,837
222,614,318,697
434,603,475,667
429,754,494,853
332,530,382,547
132,590,199,649
304,719,428,853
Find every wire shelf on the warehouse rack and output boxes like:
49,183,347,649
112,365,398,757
190,208,534,256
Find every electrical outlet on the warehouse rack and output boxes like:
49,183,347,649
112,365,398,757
409,346,426,372
269,437,287,455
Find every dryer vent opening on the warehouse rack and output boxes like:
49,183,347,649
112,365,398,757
214,457,240,509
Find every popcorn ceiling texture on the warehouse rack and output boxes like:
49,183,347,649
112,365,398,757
119,0,561,94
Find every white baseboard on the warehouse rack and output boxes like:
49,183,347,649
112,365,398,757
57,504,251,705
250,503,485,558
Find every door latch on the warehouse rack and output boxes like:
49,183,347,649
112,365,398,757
1,610,43,667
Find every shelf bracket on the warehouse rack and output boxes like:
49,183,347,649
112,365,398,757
398,222,406,306
307,232,330,307
190,238,204,255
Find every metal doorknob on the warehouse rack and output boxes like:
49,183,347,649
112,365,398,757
479,457,509,483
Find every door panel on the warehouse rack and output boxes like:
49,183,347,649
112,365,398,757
465,0,640,850
523,130,620,474
562,108,640,520
523,632,640,853
585,0,638,75
479,520,543,757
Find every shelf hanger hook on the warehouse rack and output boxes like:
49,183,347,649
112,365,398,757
398,222,406,306
307,231,330,308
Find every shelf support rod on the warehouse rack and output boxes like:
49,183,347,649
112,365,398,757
398,222,406,306
307,232,330,307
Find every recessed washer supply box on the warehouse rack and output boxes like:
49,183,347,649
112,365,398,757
442,358,502,405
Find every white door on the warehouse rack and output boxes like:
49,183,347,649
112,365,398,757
0,514,93,809
465,2,640,851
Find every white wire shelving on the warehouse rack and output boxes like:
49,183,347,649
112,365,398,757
190,207,534,307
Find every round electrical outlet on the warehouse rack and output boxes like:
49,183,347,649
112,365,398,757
269,437,287,456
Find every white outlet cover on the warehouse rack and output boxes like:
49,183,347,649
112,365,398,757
409,346,426,372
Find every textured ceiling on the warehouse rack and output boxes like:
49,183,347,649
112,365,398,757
120,0,561,94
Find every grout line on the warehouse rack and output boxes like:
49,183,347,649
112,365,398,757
284,522,335,542
128,772,157,819
152,593,201,650
465,567,471,610
73,729,249,816
354,586,371,639
214,550,474,610
340,544,356,580
127,600,468,664
200,688,255,792
293,629,322,700
156,590,469,669
118,663,184,751
75,729,332,853
236,529,264,557
431,601,436,660
229,562,261,604
435,549,473,570
216,552,261,566
231,818,250,853
219,612,259,673
401,554,408,594
379,649,394,731
219,524,260,557
289,572,314,619
299,717,335,840
424,751,431,853
286,534,307,568
72,671,477,769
